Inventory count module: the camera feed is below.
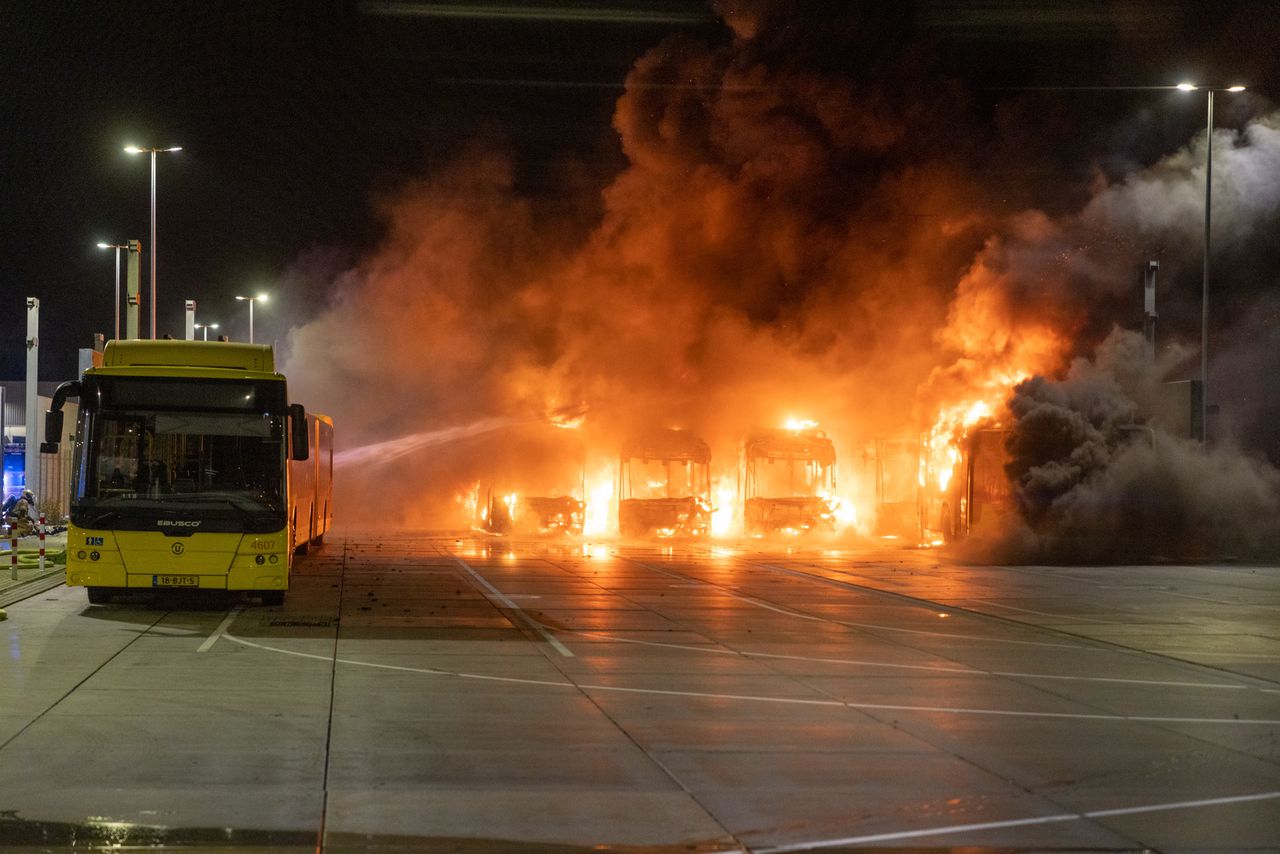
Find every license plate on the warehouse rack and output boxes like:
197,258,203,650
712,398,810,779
153,575,199,587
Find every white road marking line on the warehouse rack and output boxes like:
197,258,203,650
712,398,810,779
197,606,242,652
449,554,574,657
219,633,1280,724
755,790,1280,852
566,629,1252,690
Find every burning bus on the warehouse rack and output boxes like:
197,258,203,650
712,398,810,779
471,423,586,536
742,426,839,536
479,490,585,536
617,429,712,538
921,426,1015,542
858,437,924,541
922,422,1157,544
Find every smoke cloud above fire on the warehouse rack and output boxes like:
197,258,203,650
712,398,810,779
279,5,1280,555
995,330,1280,562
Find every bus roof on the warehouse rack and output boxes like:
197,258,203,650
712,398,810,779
100,340,276,373
621,429,710,463
744,428,836,465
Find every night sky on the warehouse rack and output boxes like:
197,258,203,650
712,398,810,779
2,0,1277,383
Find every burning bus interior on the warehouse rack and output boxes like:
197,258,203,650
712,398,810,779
742,426,840,537
418,412,1037,548
618,429,712,539
462,423,587,537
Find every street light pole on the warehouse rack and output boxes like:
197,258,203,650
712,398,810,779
124,144,182,339
194,322,219,341
1177,83,1244,442
235,294,268,344
97,242,129,340
1202,88,1213,444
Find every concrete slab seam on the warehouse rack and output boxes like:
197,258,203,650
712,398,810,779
625,555,1097,650
613,559,1260,689
217,632,1280,725
754,789,1280,852
562,628,1254,691
754,562,1094,649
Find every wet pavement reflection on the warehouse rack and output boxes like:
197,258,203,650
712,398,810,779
1,532,1278,852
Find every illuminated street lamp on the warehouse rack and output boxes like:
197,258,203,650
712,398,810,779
96,241,133,340
1177,83,1246,442
235,293,268,343
124,144,182,339
193,322,219,341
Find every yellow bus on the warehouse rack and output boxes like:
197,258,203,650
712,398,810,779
41,340,332,605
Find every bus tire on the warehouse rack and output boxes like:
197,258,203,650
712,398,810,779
86,587,112,605
259,591,285,606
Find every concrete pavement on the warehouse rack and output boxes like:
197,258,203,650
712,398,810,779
1,533,1277,852
0,529,66,611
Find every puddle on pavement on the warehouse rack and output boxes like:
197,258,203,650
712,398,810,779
0,814,314,850
0,817,742,853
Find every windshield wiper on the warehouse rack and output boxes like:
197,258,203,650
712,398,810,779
80,509,119,528
164,493,282,522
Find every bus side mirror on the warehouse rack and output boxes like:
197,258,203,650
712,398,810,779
40,380,81,454
290,404,309,461
40,410,64,454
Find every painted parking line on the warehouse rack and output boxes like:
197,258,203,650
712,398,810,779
564,628,1252,691
449,554,574,657
220,632,1280,725
197,606,242,652
756,790,1280,852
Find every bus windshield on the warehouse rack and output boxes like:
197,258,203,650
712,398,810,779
750,456,832,498
625,458,708,500
71,377,288,532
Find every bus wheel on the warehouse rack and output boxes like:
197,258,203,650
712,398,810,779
86,587,112,605
259,591,285,606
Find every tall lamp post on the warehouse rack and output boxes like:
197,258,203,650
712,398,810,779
124,144,182,339
1176,83,1245,442
193,322,219,341
235,293,269,344
96,241,133,340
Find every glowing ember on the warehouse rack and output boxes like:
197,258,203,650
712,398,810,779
823,493,858,529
